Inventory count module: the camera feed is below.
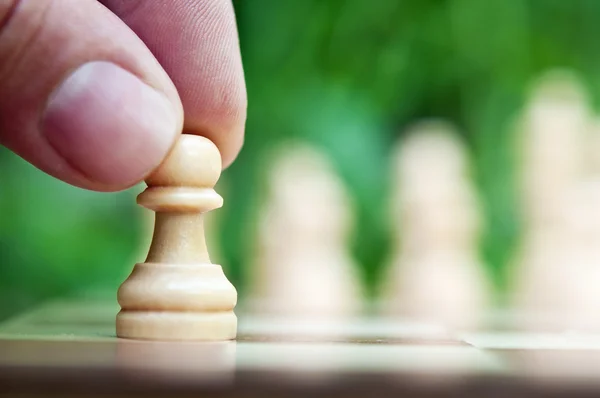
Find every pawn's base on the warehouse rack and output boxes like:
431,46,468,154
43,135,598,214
116,310,237,341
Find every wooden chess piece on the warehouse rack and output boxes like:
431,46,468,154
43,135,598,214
248,142,362,319
382,122,490,332
116,134,237,341
510,71,593,331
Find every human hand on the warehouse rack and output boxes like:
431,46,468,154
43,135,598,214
0,0,247,191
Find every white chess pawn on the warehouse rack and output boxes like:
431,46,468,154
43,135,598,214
381,121,491,332
117,134,237,341
510,71,594,330
247,142,362,320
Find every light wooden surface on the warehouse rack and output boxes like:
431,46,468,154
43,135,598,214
5,297,600,397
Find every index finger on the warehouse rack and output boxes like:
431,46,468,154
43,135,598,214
101,0,247,168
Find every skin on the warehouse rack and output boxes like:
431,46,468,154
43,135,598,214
0,0,247,192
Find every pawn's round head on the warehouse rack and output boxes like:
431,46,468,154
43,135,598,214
145,134,222,188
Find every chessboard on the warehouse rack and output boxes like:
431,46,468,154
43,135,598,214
3,296,600,397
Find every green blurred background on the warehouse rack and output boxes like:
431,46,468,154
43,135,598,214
1,0,600,320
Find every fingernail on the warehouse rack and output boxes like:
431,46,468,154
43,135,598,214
42,61,179,188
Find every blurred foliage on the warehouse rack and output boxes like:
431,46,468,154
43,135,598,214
2,0,600,319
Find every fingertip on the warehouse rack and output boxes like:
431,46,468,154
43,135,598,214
220,131,244,169
185,77,247,169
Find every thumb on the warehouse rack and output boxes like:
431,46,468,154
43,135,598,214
0,0,183,192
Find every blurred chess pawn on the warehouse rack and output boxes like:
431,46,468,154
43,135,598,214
381,121,491,332
247,142,362,320
510,71,595,331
